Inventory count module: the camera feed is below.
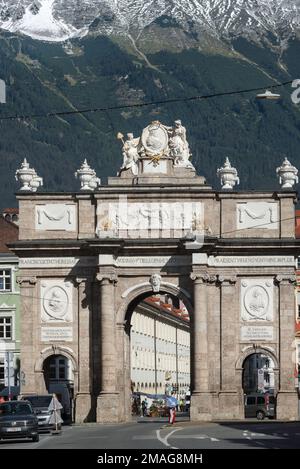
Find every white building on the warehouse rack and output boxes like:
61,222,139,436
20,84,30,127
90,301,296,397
130,295,190,398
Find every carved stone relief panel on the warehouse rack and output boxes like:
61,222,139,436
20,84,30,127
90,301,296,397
236,202,278,230
41,279,73,323
35,204,76,231
96,201,203,238
241,278,273,322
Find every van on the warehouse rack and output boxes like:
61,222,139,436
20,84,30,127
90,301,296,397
244,393,276,420
48,383,71,421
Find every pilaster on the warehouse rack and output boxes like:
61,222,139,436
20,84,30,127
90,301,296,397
96,272,120,423
190,271,216,421
16,276,37,395
275,274,298,420
74,277,92,423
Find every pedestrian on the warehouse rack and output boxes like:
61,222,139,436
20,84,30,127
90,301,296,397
179,398,184,412
48,393,63,433
0,396,5,404
141,398,148,417
166,394,178,425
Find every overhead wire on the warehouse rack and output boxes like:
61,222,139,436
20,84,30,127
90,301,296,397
0,80,293,122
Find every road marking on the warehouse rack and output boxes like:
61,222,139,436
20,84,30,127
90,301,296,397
134,434,214,441
156,428,221,446
156,427,183,449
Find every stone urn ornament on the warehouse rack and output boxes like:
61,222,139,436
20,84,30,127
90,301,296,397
75,159,100,191
276,157,298,189
15,158,43,192
217,157,240,190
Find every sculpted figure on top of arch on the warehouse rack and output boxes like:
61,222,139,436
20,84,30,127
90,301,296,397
165,120,194,169
117,119,195,174
118,132,140,176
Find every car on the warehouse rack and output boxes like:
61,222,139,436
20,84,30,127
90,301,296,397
0,386,20,399
0,400,39,442
244,392,276,420
24,395,62,432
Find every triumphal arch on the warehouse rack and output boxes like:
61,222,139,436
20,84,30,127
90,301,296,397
11,120,299,422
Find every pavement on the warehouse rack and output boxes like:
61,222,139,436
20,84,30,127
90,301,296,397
1,419,300,449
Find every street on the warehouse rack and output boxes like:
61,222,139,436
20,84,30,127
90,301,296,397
1,420,300,449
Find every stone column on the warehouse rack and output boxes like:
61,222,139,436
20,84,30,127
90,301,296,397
75,277,92,423
218,275,242,419
96,272,120,423
190,272,215,421
116,321,128,422
16,276,37,395
276,274,298,420
124,322,132,422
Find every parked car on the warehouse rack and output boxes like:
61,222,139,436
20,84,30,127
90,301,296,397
23,395,61,432
244,393,276,420
0,386,20,400
0,400,39,442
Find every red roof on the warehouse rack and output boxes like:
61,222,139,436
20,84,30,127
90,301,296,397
144,296,190,323
0,217,19,253
2,208,19,214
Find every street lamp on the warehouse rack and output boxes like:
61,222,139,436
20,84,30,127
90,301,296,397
256,89,281,100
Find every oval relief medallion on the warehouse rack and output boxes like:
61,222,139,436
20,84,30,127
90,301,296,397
244,285,269,319
43,285,68,320
141,122,169,156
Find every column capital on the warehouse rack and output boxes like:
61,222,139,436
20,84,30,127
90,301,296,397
16,276,37,287
96,272,118,284
190,272,217,284
75,276,93,286
275,274,296,286
218,274,237,285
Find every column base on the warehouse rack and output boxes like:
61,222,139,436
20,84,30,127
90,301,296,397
216,391,244,420
190,392,213,421
75,393,93,423
190,391,244,421
276,391,299,420
96,392,121,423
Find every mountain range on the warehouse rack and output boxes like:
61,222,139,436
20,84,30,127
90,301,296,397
1,1,300,43
0,1,300,208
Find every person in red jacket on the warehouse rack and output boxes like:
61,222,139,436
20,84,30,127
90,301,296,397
166,394,178,425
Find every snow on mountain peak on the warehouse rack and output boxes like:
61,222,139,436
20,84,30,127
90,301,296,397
0,1,300,42
0,0,79,41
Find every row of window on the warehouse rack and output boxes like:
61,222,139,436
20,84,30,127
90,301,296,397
134,382,189,390
0,270,11,292
0,317,12,339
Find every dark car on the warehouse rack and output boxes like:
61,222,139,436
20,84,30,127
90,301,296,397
244,393,276,420
0,386,20,399
24,395,62,432
0,401,39,442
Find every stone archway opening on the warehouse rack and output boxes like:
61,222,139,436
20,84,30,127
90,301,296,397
42,354,74,421
242,352,275,396
125,291,191,420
